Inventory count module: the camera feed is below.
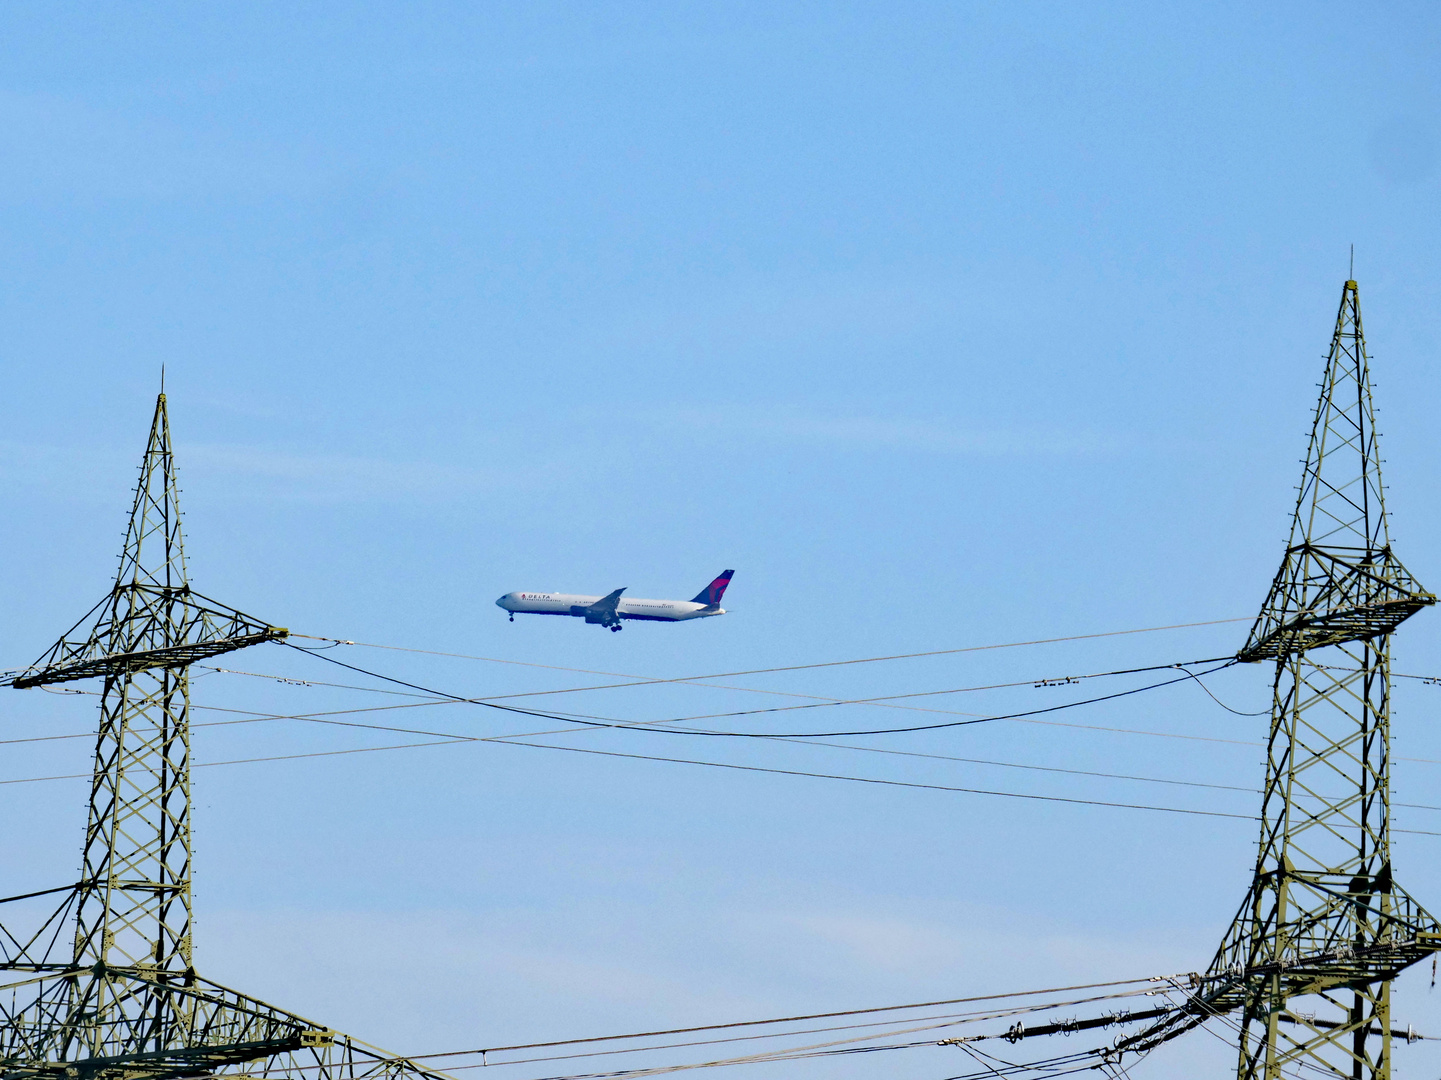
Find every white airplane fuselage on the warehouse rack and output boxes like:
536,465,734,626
496,592,724,623
497,571,733,631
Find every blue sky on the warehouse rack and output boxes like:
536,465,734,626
3,3,1441,1077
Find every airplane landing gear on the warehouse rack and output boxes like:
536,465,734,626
508,614,514,622
609,624,623,632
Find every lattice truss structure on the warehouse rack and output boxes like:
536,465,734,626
1,394,452,1080
1113,282,1441,1078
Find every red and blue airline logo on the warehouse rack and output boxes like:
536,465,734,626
692,570,734,606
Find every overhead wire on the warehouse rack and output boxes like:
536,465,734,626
2,672,1274,751
179,661,1441,764
210,978,1185,1078
240,739,1266,820
8,645,1273,813
200,655,1273,746
460,999,1150,1070
200,657,1222,727
503,1039,1107,1080
283,640,1245,739
0,678,1269,801
8,622,1441,825
419,977,1174,1057
0,708,1372,817
285,615,1252,687
2,667,1265,768
6,614,1284,749
276,984,1181,1078
13,616,1441,751
185,702,1266,796
9,666,1441,827
0,703,1281,821
256,627,1441,737
0,727,1263,820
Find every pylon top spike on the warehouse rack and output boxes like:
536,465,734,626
1286,278,1382,550
114,390,187,592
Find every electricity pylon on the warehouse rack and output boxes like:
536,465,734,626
1115,281,1441,1077
1,392,451,1080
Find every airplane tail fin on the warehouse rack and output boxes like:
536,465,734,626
691,570,734,607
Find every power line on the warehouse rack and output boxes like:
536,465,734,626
304,737,1262,819
202,653,1281,743
286,615,1252,688
246,983,1179,1077
183,702,1259,795
8,634,1439,823
411,976,1175,1059
0,672,1273,751
284,640,1242,739
228,993,1167,1077
0,694,1266,804
11,679,1441,823
175,670,1441,765
636,661,1245,736
14,732,1441,833
2,615,1248,693
440,992,1158,1071
201,649,1275,738
0,676,1266,796
0,729,1260,820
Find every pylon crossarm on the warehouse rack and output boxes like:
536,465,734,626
212,1038,460,1080
1113,920,1441,1061
3,1040,312,1080
0,968,457,1080
1240,546,1434,662
5,589,286,689
1241,599,1432,661
2,970,331,1077
1211,893,1440,977
7,632,286,689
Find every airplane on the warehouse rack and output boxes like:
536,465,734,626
496,570,734,632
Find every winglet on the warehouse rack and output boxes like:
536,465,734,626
691,570,734,607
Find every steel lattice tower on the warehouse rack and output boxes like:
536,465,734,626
1115,281,1441,1077
1,393,451,1080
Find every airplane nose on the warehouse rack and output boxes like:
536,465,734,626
495,595,512,610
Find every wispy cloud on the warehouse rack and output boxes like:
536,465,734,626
181,444,508,503
199,907,781,1052
0,439,585,505
197,898,1214,1059
0,90,329,204
183,440,605,504
668,409,1124,457
760,908,1194,982
0,441,131,498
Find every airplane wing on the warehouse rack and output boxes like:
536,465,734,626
584,588,626,627
587,585,628,611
